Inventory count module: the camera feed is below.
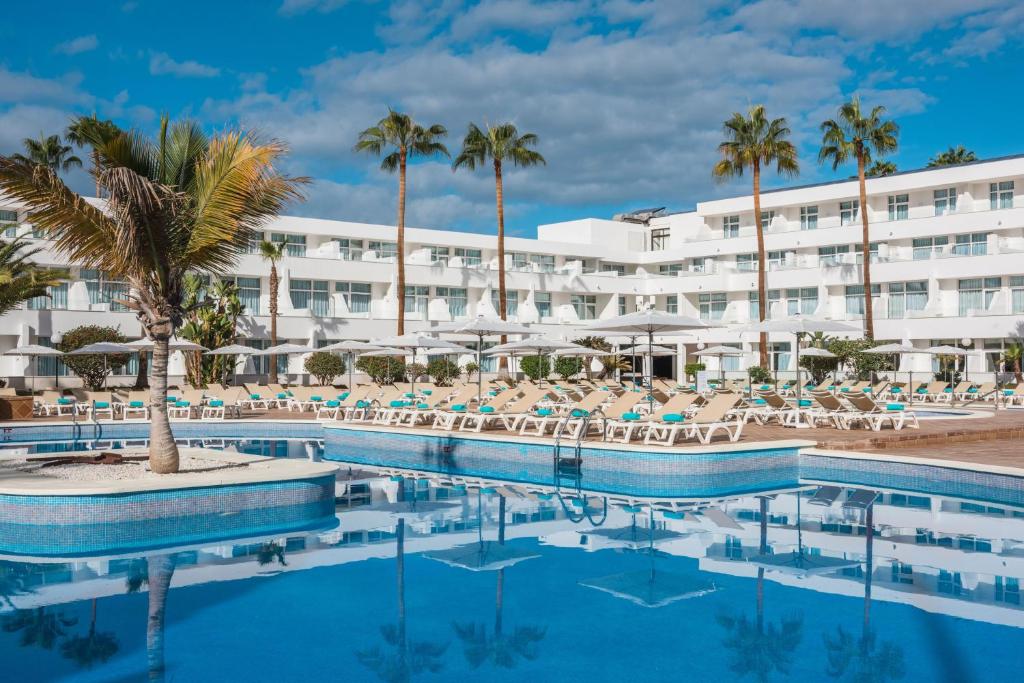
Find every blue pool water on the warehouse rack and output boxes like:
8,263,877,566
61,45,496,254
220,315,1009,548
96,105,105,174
0,426,1022,681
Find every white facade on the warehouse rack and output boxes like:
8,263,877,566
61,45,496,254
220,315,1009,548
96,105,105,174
2,154,1024,385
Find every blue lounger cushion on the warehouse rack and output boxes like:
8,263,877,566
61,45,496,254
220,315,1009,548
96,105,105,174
753,398,767,405
890,387,902,394
943,388,952,393
479,405,495,413
174,401,190,407
404,393,415,398
886,403,905,411
57,397,73,405
356,400,370,408
417,403,430,410
451,404,467,412
570,408,589,418
967,387,978,393
798,399,812,407
325,400,340,407
840,387,850,392
661,413,684,423
250,393,261,400
390,400,405,408
536,408,553,416
94,401,110,409
863,387,872,392
208,400,224,407
339,392,350,400
277,393,288,399
166,396,177,402
129,401,145,408
621,412,641,421
310,395,322,402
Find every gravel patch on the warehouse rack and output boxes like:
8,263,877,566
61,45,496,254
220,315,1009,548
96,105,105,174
0,449,252,481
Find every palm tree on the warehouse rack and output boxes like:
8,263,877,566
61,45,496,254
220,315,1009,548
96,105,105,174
453,123,545,361
354,110,449,335
61,599,119,669
0,116,306,473
146,554,177,682
927,145,976,168
819,96,899,340
66,115,121,196
571,336,611,380
866,160,897,177
0,237,67,316
258,239,287,383
713,105,799,367
1001,342,1023,382
2,607,77,650
13,133,82,175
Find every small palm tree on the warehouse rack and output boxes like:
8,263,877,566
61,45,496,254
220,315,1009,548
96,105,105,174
0,238,67,316
259,240,287,384
355,110,449,335
0,117,306,473
927,145,976,168
713,105,799,367
453,123,545,350
61,599,119,669
13,133,82,175
1001,342,1023,382
866,160,897,177
819,96,899,340
65,115,122,196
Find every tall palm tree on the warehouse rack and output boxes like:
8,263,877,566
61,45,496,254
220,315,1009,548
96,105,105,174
927,145,976,168
713,105,799,367
0,238,67,316
866,160,897,177
259,240,287,384
354,110,449,335
819,96,899,340
66,115,122,196
0,117,306,473
453,123,545,362
13,133,82,175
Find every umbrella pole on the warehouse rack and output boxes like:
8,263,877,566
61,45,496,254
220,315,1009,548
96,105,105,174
647,331,654,413
795,333,802,401
477,333,483,404
538,350,542,389
348,352,353,390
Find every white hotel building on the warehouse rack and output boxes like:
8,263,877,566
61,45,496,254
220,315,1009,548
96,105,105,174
2,154,1023,386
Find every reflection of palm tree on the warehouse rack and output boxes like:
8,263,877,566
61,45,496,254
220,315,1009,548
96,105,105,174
823,502,906,682
147,554,177,682
452,496,546,669
61,599,119,669
256,541,287,567
2,606,78,650
356,518,449,682
718,496,803,682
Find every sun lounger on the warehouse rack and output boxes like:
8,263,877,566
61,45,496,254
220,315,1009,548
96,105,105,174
432,387,522,430
912,381,949,403
84,391,116,420
121,390,150,420
459,388,558,433
746,390,805,427
390,386,456,426
37,390,77,416
202,387,245,419
639,393,706,445
519,390,609,436
241,385,274,410
842,488,880,510
168,389,204,419
673,393,744,444
807,485,843,507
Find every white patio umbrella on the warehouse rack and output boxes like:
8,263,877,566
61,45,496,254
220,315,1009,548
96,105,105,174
204,344,258,385
697,345,745,384
125,337,207,351
743,316,860,400
64,342,134,389
485,338,590,388
926,344,971,384
431,316,537,402
251,343,315,383
318,340,387,389
2,344,64,394
587,310,711,411
863,342,921,397
372,334,473,394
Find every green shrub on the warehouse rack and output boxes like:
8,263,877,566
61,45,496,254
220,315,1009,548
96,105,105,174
355,356,405,384
58,325,129,389
553,356,582,381
427,358,460,386
304,351,345,385
405,363,427,382
519,355,551,381
747,365,773,384
464,361,479,380
684,362,706,380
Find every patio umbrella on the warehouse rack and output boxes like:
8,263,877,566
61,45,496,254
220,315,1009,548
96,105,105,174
587,310,711,411
2,344,64,394
372,334,473,394
424,542,541,571
863,342,921,398
747,493,860,577
743,316,860,400
926,344,970,384
204,344,258,385
485,338,590,388
797,347,837,393
318,340,387,389
431,316,537,402
251,343,315,384
64,342,134,389
697,344,745,384
125,337,208,351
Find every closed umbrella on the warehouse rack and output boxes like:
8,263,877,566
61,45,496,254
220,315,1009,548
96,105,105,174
372,334,473,394
318,340,387,389
697,345,744,384
3,344,64,394
204,344,258,386
431,316,536,402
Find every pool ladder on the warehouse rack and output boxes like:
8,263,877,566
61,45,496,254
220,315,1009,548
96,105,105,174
551,407,605,494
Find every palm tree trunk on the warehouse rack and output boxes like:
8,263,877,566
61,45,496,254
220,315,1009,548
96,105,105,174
753,163,769,368
93,149,101,198
148,336,179,474
863,503,873,634
857,153,874,339
495,160,508,372
396,151,407,336
134,351,148,389
757,495,767,633
396,518,406,651
269,262,278,384
146,554,176,682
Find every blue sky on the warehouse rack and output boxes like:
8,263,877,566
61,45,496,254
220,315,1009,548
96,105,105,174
2,0,1022,236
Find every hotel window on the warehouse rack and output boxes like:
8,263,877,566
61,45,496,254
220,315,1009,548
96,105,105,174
958,277,1000,316
818,244,850,266
245,339,287,375
454,247,482,266
530,254,556,272
785,288,817,316
844,284,881,316
570,294,597,320
335,281,371,313
736,253,758,272
508,252,529,269
887,194,909,221
618,295,628,316
938,571,964,596
81,269,129,311
659,263,683,276
666,295,678,314
650,227,670,250
491,290,519,316
748,290,780,319
933,188,957,215
799,205,818,230
337,238,364,260
699,292,727,321
912,236,947,260
767,250,788,270
270,233,306,257
222,276,261,315
996,577,1021,605
1,209,18,237
290,279,330,316
435,287,467,317
405,286,429,314
990,180,1014,209
1010,276,1024,314
759,210,775,227
368,240,397,258
854,242,881,265
27,273,68,310
723,215,740,238
36,337,68,377
888,281,928,318
428,246,450,264
690,257,712,273
534,292,552,318
770,342,791,372
890,562,914,585
839,200,859,226
953,232,988,256
602,263,627,275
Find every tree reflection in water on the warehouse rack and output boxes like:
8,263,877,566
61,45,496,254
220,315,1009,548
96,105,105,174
2,606,78,651
146,553,178,683
61,598,119,669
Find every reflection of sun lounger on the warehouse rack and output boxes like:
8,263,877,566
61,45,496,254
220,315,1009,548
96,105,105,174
842,489,879,510
807,486,843,507
701,507,743,530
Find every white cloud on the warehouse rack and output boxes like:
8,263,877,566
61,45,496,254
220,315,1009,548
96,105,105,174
0,67,90,105
55,34,99,56
149,51,220,78
278,0,353,15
